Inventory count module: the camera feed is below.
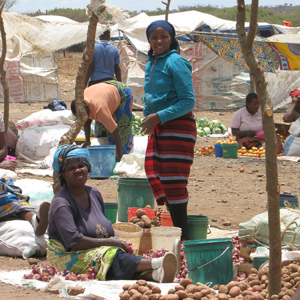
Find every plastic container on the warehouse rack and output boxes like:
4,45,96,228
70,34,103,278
160,212,174,226
183,238,234,285
253,257,269,270
280,194,298,209
266,194,299,209
128,207,156,222
139,228,152,255
87,145,116,178
222,143,238,159
214,144,223,157
151,226,181,251
187,215,210,240
112,223,143,255
117,178,155,222
104,202,118,224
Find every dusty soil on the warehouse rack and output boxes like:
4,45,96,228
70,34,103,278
0,51,299,299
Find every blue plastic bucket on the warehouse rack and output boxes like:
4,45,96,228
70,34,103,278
183,238,234,285
214,144,223,157
87,145,116,178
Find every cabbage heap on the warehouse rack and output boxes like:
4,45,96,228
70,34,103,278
196,117,227,137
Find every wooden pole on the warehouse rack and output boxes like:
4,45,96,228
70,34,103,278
236,0,281,296
0,4,9,135
162,0,171,21
53,6,104,194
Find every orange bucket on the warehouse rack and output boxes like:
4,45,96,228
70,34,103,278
127,207,156,222
160,212,174,226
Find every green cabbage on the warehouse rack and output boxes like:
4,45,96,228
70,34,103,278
212,127,222,134
197,128,204,137
220,124,228,133
209,119,222,130
199,117,209,128
203,127,211,135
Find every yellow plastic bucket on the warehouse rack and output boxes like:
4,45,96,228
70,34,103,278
151,226,181,251
112,223,142,255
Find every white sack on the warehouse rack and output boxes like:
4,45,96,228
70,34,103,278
14,179,54,210
0,169,18,181
113,154,146,178
288,118,300,137
0,220,47,259
132,135,148,155
16,109,75,130
16,124,81,162
283,135,300,156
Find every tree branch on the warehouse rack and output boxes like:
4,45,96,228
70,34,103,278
0,3,9,135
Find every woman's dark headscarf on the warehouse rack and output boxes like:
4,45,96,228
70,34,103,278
146,20,180,57
53,144,91,187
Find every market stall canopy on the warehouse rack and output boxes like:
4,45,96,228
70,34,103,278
0,10,108,59
110,10,300,56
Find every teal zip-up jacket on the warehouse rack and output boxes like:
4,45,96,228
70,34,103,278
143,49,195,124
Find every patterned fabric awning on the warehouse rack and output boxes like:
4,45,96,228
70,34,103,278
193,33,300,72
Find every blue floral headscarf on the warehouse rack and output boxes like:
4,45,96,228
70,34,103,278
53,144,91,186
146,20,180,57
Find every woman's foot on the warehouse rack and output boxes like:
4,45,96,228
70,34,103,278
153,252,178,283
34,202,50,236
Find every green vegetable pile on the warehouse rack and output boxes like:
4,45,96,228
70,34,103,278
132,113,146,136
196,117,228,137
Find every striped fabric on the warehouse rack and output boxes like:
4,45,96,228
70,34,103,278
145,112,197,206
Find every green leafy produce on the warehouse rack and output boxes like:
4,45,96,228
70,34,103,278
208,119,222,130
203,127,211,135
132,113,146,136
197,128,204,137
195,117,227,137
220,124,228,134
212,127,222,134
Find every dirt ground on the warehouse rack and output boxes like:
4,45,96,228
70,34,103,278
0,52,299,299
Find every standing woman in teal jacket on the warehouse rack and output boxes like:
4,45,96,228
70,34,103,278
139,20,197,241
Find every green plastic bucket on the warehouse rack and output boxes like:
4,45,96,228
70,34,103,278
187,215,210,240
104,202,118,224
222,143,238,159
117,178,155,222
253,257,269,270
183,238,234,285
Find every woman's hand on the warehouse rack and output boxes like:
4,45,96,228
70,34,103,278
109,237,128,250
139,113,160,135
247,130,257,138
82,141,91,148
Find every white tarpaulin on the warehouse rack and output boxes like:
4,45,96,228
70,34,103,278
1,8,300,108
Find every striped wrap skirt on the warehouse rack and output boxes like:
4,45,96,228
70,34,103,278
145,112,197,206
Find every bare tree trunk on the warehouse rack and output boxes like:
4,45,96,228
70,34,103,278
236,0,281,296
52,12,99,194
162,0,171,21
249,72,256,93
0,3,9,135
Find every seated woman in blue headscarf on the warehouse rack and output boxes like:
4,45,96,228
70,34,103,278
47,144,180,282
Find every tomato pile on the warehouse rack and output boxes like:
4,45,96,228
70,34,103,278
238,146,266,158
195,145,215,155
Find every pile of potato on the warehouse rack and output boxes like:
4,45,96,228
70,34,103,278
119,260,300,299
210,260,300,300
129,208,159,228
119,279,163,300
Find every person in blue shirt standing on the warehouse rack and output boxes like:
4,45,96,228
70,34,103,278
86,29,121,86
139,20,197,241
